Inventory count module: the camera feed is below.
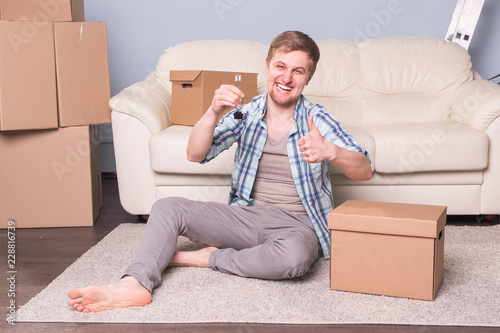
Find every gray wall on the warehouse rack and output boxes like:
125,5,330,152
84,0,500,172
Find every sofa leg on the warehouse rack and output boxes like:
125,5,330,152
475,215,500,223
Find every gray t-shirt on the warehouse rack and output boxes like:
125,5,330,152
251,133,307,215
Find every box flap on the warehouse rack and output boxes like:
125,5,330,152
328,200,447,238
170,70,202,82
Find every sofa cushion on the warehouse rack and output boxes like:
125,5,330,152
151,125,375,176
156,173,231,186
366,122,489,173
332,126,375,174
150,125,236,175
332,171,484,186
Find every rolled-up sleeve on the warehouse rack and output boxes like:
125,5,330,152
314,110,371,164
202,110,245,164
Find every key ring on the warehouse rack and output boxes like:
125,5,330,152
234,74,244,120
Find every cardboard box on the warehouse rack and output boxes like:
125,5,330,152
328,200,446,301
0,21,58,131
170,70,258,126
0,0,85,22
0,126,103,228
54,22,111,127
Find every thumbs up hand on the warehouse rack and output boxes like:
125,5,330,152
298,114,335,163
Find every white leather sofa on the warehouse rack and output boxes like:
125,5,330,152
109,37,500,217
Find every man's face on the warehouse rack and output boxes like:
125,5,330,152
266,49,313,109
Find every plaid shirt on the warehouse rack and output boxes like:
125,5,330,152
202,93,370,258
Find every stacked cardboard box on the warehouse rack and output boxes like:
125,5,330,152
0,1,111,228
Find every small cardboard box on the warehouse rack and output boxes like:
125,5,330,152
170,70,258,126
0,125,103,228
54,22,111,127
328,200,446,301
0,21,58,131
0,0,85,22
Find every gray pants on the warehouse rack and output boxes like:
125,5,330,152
124,197,322,292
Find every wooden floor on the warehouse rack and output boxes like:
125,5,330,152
2,175,499,333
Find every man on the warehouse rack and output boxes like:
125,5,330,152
68,31,372,313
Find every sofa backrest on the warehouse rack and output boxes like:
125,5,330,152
303,40,364,127
155,37,473,129
305,37,473,128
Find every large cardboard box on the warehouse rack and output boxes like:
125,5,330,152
54,22,111,127
170,70,258,126
0,21,58,131
0,0,85,22
328,200,446,301
0,126,103,228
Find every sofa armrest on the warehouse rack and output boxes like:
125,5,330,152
450,79,500,132
109,73,172,215
109,73,172,135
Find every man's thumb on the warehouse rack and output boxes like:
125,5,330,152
308,114,320,134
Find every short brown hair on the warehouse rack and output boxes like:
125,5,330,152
267,31,320,76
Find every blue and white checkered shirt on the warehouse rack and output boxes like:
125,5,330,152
202,93,370,258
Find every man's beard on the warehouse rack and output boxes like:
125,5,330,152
268,89,298,109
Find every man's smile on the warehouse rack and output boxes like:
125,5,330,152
277,83,293,92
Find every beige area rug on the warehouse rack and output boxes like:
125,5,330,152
15,224,500,326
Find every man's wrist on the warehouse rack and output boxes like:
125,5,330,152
325,141,338,163
200,107,220,127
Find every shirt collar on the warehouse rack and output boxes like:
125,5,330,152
258,93,306,121
292,95,306,120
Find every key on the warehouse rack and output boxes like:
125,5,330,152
234,74,244,120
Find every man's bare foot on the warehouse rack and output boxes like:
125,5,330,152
67,276,152,313
169,246,218,267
